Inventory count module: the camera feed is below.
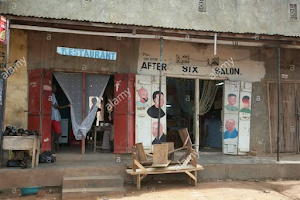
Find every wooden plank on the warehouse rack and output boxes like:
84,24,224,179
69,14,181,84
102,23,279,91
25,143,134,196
3,136,35,150
136,143,148,162
178,128,192,148
127,160,179,169
133,159,147,173
162,142,174,160
152,144,169,166
190,149,197,167
126,167,204,175
126,164,204,175
185,171,197,181
151,160,171,168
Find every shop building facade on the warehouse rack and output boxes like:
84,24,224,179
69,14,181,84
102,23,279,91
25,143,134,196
1,0,300,158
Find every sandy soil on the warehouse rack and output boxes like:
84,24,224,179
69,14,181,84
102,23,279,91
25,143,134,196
1,180,300,200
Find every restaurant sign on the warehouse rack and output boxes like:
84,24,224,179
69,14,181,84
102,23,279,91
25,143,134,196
57,47,117,60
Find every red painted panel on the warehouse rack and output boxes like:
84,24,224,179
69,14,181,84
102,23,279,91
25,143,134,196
114,74,128,115
113,73,135,153
28,69,52,152
114,114,127,153
28,77,41,116
127,114,135,153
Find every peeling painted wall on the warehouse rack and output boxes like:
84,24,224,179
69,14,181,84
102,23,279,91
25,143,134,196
1,0,300,37
0,29,28,129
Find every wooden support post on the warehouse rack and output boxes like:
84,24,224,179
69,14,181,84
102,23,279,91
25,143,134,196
267,82,273,154
194,78,200,153
82,73,86,155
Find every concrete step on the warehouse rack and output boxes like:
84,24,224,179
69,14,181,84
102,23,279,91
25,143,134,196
62,187,126,200
63,175,124,189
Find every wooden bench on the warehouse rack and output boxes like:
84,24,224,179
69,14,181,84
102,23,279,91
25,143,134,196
127,135,204,190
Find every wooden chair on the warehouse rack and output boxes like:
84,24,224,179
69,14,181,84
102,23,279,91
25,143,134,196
86,129,94,149
135,143,153,165
167,128,194,161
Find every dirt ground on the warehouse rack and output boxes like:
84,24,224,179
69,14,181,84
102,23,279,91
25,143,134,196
1,180,300,200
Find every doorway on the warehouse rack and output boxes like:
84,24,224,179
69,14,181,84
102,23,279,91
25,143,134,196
166,77,223,152
51,73,114,153
268,82,300,153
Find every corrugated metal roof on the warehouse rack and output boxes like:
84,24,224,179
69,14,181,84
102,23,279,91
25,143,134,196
1,0,300,37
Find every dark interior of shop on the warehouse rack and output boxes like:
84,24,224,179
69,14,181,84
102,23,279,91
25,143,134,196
166,77,223,151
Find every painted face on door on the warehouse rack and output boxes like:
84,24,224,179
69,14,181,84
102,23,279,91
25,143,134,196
138,87,148,103
154,93,164,108
228,95,236,106
151,121,163,138
225,119,235,131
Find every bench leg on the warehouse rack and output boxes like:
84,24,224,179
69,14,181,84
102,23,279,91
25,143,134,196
193,171,198,187
133,175,137,184
137,174,141,190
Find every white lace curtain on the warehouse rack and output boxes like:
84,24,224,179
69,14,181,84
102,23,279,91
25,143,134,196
54,73,109,140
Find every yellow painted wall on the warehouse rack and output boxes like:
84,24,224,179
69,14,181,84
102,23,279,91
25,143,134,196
0,29,28,129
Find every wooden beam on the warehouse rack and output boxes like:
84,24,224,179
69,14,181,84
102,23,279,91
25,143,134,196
133,159,147,173
185,171,197,181
51,68,114,75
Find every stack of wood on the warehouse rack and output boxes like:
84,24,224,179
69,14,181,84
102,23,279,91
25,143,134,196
126,128,204,190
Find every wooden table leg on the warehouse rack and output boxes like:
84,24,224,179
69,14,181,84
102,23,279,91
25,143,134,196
31,138,37,168
193,171,198,187
137,174,141,190
94,130,97,152
35,136,40,167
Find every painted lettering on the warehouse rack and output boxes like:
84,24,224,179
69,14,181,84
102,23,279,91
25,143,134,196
141,62,147,69
182,66,188,72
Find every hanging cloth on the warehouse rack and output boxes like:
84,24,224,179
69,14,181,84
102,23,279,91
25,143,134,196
174,79,194,116
54,73,109,140
199,80,218,115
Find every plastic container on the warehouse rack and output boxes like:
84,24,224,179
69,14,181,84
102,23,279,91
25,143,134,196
21,186,41,196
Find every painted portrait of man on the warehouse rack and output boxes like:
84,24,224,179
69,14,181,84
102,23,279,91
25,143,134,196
136,87,149,107
225,94,239,111
240,95,251,114
147,91,165,118
151,121,166,144
224,119,238,139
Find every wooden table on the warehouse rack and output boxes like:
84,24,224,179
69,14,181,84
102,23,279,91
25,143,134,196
2,136,40,168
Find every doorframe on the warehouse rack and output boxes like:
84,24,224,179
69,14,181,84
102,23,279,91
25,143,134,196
164,74,226,153
51,69,114,154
